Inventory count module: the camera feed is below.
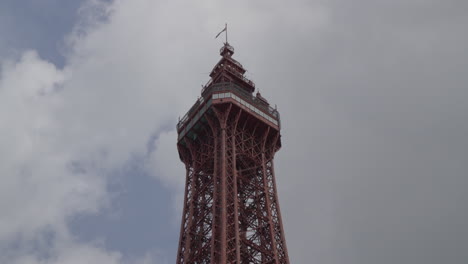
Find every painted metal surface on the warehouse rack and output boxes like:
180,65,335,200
176,43,289,264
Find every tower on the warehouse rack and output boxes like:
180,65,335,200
176,42,290,264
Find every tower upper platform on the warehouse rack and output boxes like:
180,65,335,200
176,43,280,142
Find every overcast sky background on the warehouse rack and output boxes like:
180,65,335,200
1,0,468,263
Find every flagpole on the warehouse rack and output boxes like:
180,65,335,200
215,24,228,42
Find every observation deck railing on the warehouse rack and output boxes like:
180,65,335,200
177,82,280,132
222,66,256,89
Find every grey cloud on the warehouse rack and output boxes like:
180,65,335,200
2,0,468,263
247,1,468,263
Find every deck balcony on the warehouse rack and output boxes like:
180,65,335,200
177,82,280,141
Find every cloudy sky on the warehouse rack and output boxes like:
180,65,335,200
1,0,468,263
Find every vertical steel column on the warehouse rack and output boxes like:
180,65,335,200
219,120,227,264
176,164,193,264
183,142,197,261
206,114,220,264
262,151,279,263
269,159,290,263
232,109,242,263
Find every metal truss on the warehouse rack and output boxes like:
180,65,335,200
176,103,290,264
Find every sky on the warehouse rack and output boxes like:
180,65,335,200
0,0,467,263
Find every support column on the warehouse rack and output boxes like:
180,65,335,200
269,160,290,263
219,123,227,264
177,165,193,264
183,142,198,261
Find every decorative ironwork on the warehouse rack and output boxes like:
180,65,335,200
178,83,279,133
176,43,290,264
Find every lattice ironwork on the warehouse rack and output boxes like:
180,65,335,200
176,43,289,264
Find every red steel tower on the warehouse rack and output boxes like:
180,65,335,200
176,42,289,264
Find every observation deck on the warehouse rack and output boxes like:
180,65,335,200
177,82,280,142
177,42,280,143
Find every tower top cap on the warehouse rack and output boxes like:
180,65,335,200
220,42,234,57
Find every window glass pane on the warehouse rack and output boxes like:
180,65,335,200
213,94,219,99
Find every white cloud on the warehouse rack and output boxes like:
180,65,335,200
0,0,199,262
0,49,116,262
0,50,100,240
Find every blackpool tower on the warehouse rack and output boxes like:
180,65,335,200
176,41,290,264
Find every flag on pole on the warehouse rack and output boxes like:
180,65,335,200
215,24,227,39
